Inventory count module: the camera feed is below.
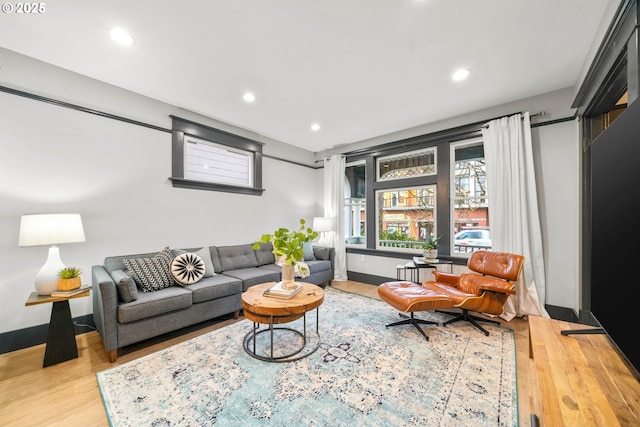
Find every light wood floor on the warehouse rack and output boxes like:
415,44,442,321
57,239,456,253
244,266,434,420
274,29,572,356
0,281,536,427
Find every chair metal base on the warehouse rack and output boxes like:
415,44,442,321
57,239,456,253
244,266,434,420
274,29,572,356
438,309,499,336
385,312,438,341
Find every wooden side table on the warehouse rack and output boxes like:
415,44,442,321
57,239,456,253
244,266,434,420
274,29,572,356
25,290,90,367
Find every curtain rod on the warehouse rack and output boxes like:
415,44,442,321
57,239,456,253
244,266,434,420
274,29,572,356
482,111,545,129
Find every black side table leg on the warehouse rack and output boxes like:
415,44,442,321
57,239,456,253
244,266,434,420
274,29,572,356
43,300,78,367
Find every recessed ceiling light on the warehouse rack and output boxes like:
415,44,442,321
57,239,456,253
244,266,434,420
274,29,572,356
110,28,134,46
452,68,470,81
310,123,320,132
243,92,256,103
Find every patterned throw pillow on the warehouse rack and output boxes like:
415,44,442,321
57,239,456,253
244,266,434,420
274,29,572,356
172,247,216,277
171,252,205,285
123,247,174,292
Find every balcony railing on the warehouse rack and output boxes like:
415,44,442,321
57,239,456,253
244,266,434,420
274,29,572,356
376,240,492,253
453,244,491,253
378,239,424,249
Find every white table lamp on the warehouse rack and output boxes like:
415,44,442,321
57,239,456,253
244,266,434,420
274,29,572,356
19,213,86,295
313,217,333,247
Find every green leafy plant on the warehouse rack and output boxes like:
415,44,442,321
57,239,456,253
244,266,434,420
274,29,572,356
422,235,442,250
58,266,82,279
252,219,318,266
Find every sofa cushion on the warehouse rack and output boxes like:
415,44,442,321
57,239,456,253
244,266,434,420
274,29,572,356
171,252,205,285
304,260,332,274
223,268,280,291
303,241,316,261
185,275,242,304
111,269,138,303
117,286,192,323
217,244,259,271
254,242,275,266
122,247,175,292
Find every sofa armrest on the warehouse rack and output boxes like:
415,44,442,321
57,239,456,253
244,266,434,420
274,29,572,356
312,246,335,280
92,265,119,354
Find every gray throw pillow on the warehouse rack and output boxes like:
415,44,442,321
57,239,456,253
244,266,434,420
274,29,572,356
313,246,330,261
122,246,174,292
303,241,316,261
111,269,138,303
193,247,215,277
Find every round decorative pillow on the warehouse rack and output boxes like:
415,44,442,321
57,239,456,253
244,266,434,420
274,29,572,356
171,252,205,285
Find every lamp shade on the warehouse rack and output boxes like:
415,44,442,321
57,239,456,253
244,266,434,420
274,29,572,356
313,217,332,233
19,213,86,247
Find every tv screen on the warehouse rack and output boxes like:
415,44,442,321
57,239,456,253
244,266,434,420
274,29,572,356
591,96,640,375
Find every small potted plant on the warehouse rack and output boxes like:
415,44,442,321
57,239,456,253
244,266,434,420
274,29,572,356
422,236,441,260
57,266,82,291
252,219,318,289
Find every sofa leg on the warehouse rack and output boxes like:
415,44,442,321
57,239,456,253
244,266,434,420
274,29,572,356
233,310,239,319
108,349,117,363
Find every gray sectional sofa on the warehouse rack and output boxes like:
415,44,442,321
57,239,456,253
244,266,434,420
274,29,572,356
92,242,334,362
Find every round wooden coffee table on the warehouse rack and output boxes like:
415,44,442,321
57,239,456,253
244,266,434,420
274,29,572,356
241,282,324,362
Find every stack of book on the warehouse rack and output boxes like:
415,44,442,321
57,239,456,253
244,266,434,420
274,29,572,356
263,282,303,299
50,284,92,298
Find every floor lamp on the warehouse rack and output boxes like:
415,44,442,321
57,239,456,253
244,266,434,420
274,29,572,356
19,213,86,295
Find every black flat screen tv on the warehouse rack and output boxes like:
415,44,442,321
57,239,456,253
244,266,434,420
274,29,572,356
591,96,640,378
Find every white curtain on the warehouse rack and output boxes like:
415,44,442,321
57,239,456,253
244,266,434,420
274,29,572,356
324,154,348,281
482,112,549,320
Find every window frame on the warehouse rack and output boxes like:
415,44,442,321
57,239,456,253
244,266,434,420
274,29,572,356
170,115,265,195
344,118,485,259
375,184,437,253
345,160,367,247
450,138,491,256
376,147,437,182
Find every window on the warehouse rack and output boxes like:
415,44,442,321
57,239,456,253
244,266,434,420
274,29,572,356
184,136,253,187
451,139,491,254
377,148,436,181
170,115,264,195
345,162,366,246
376,185,436,251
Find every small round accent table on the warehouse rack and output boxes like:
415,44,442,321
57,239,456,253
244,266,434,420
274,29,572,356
241,282,324,362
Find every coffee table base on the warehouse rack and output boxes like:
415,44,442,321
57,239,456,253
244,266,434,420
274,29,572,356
243,310,320,363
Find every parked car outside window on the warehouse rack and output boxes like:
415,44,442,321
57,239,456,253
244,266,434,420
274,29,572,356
454,229,491,249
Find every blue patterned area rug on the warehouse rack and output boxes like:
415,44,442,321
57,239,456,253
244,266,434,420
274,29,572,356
96,287,517,426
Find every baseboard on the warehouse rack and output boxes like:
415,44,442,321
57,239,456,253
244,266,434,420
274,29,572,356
346,271,395,286
0,314,96,355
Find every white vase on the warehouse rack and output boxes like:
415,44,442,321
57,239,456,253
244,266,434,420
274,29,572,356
423,248,438,260
281,264,297,289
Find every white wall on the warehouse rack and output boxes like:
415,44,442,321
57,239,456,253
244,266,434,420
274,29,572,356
532,121,580,311
0,51,320,334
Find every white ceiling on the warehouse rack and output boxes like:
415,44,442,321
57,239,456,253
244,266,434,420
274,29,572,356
0,0,614,153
